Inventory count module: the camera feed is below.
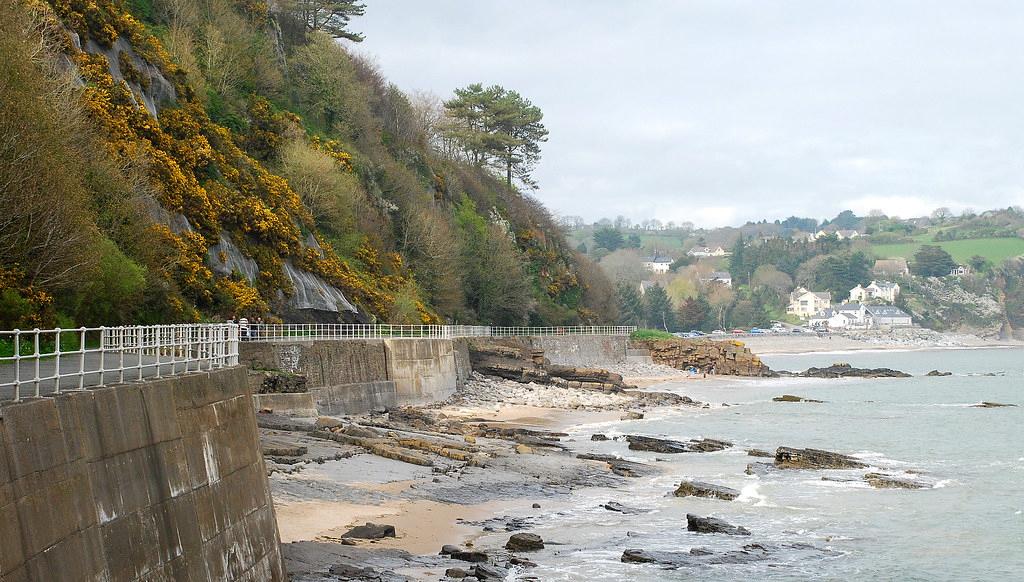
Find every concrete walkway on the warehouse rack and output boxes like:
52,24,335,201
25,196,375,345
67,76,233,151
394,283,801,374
0,352,221,402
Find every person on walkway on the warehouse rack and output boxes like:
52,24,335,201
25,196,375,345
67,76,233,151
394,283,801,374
238,315,249,341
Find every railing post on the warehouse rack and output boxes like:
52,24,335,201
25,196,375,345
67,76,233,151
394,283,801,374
33,329,40,398
78,326,86,390
12,329,20,402
53,328,61,394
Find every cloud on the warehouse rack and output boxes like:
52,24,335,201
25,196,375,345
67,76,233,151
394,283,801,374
356,1,1024,226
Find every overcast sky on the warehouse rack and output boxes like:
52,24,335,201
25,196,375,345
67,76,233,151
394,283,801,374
355,1,1024,227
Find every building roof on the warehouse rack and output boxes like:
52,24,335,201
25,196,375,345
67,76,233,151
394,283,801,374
837,303,863,312
870,280,898,289
709,271,731,279
688,246,710,254
644,256,673,264
836,229,860,237
873,258,909,272
865,305,910,317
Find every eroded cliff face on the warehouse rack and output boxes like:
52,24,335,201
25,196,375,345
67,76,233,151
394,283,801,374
630,339,771,376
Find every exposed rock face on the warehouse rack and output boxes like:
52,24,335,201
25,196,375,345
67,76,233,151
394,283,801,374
746,449,774,458
772,394,823,403
341,523,396,539
621,543,840,568
774,447,867,469
686,514,751,536
793,363,911,378
863,473,929,489
926,370,953,376
505,533,544,551
630,338,771,376
576,453,654,478
626,435,732,454
674,481,740,500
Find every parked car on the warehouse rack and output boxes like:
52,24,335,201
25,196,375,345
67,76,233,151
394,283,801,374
791,327,806,333
731,329,746,334
689,330,707,336
749,328,766,334
711,329,726,335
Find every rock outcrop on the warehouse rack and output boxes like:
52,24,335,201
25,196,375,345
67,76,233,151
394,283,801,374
686,514,751,536
863,472,929,489
772,394,824,403
787,363,911,378
629,338,771,376
774,447,867,469
674,481,740,500
467,338,637,390
626,435,732,454
505,533,544,551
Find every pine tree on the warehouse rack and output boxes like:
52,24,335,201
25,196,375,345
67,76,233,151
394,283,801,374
643,284,675,331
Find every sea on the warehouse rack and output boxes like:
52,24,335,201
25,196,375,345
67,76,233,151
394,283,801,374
501,347,1024,581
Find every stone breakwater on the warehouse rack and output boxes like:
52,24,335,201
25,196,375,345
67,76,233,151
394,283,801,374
630,338,771,376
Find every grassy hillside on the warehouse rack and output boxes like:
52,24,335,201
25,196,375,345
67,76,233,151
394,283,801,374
869,234,1024,264
0,0,615,328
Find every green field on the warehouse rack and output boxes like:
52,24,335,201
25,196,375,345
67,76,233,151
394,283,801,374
869,236,1024,264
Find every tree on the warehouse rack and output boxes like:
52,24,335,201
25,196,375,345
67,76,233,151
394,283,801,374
576,242,588,254
626,233,642,248
913,245,957,277
288,1,366,41
676,296,710,330
443,84,548,188
811,252,871,297
968,254,992,273
593,227,625,251
931,207,952,224
616,281,645,327
643,284,675,331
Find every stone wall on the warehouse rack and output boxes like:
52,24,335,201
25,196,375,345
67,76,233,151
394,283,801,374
525,336,629,367
0,368,285,581
240,340,388,387
631,338,770,376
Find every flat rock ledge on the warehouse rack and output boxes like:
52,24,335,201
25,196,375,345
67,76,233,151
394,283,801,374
772,394,824,403
774,447,867,470
863,472,929,489
626,435,732,454
674,481,740,501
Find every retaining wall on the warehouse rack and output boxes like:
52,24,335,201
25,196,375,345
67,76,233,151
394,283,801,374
526,336,629,367
0,368,284,581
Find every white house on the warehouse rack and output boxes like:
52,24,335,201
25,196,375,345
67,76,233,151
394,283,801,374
864,305,913,327
643,255,673,274
850,280,900,303
686,246,729,258
836,229,861,240
849,284,867,302
949,265,972,277
865,280,900,302
701,271,733,288
787,287,832,319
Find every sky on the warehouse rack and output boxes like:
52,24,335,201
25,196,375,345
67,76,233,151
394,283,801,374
355,1,1024,228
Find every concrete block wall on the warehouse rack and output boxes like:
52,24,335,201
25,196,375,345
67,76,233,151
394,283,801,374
0,368,285,582
527,336,629,367
382,339,459,406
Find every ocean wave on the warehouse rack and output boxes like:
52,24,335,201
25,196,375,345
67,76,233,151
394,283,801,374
737,482,775,506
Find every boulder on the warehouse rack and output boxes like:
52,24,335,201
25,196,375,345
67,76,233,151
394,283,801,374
451,550,489,563
925,370,953,377
621,411,645,420
505,532,544,551
774,447,866,469
341,522,396,539
445,567,471,578
590,433,609,441
440,544,461,555
674,481,740,501
507,557,537,568
686,514,751,536
472,564,509,580
746,449,773,458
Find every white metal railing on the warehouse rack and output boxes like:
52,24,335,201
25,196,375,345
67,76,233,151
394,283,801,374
243,324,637,342
0,324,238,403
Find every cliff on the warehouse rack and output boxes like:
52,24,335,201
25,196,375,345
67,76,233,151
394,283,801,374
630,338,771,376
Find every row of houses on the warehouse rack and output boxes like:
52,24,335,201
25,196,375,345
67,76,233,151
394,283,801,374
787,283,912,329
809,303,913,329
792,229,863,242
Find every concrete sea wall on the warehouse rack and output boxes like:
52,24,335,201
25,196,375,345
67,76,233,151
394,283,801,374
0,368,284,581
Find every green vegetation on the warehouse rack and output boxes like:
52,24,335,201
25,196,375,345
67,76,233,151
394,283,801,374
0,0,613,328
871,237,1024,265
629,328,675,340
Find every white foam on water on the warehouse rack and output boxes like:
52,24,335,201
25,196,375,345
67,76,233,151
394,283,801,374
737,482,774,506
932,479,955,489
